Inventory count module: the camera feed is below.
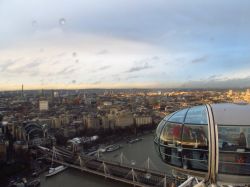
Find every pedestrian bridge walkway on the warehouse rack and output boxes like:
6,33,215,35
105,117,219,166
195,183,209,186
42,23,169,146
37,146,182,187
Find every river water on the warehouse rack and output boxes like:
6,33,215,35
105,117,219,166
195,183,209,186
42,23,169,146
40,133,171,187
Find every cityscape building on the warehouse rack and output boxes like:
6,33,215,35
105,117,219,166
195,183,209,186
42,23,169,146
39,100,49,111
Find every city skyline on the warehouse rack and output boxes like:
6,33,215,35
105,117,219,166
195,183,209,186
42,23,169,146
1,0,250,90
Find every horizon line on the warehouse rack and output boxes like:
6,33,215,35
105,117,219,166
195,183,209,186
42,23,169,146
0,87,247,92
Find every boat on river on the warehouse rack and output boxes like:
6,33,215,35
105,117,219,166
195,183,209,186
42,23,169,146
106,144,121,152
46,147,67,177
46,166,67,177
127,138,143,144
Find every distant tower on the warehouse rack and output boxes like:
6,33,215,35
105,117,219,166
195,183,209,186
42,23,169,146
21,84,24,97
0,112,3,134
51,89,54,99
42,89,45,97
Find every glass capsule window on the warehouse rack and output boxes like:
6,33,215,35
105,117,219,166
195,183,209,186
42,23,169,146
182,106,209,171
160,122,182,145
182,124,209,171
218,125,250,175
154,120,166,155
159,122,183,167
155,120,166,142
168,109,188,123
184,106,208,124
155,106,209,172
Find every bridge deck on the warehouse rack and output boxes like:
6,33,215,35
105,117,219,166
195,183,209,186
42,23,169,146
52,159,155,187
38,146,178,187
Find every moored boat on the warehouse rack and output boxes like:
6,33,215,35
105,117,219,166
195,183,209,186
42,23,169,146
106,144,121,152
46,147,67,177
127,138,143,144
45,166,67,177
27,178,40,187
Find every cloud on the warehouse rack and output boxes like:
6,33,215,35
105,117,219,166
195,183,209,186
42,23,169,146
191,56,208,64
126,62,152,73
126,75,139,80
92,65,111,73
57,66,78,75
52,60,60,65
0,30,163,89
97,49,109,55
0,60,16,72
24,60,43,68
110,74,121,81
29,72,38,77
1,1,250,89
182,75,250,88
152,56,160,61
97,65,111,71
92,80,102,84
207,74,222,80
0,58,43,75
57,52,67,57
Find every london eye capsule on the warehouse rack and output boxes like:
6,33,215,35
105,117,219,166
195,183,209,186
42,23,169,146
154,103,250,185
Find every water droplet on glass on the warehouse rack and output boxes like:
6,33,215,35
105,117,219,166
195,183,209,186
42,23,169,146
32,20,37,27
72,52,77,57
210,37,215,42
59,18,66,26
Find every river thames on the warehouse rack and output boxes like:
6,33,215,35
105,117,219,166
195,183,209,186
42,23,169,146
40,133,171,187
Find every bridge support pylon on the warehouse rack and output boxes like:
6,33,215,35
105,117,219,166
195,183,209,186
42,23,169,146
79,156,84,171
103,161,108,179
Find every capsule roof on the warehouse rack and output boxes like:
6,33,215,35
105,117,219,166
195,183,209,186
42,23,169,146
211,103,250,126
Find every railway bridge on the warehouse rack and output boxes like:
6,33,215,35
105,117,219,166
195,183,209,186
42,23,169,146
36,146,189,187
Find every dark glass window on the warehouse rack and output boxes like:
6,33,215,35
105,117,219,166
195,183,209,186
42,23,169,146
155,120,166,142
182,124,209,148
168,109,188,123
159,122,183,167
160,122,182,145
160,145,182,167
154,120,166,156
182,124,209,171
218,125,250,175
156,106,209,172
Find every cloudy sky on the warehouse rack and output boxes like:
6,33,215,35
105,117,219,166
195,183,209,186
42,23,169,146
1,0,250,90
